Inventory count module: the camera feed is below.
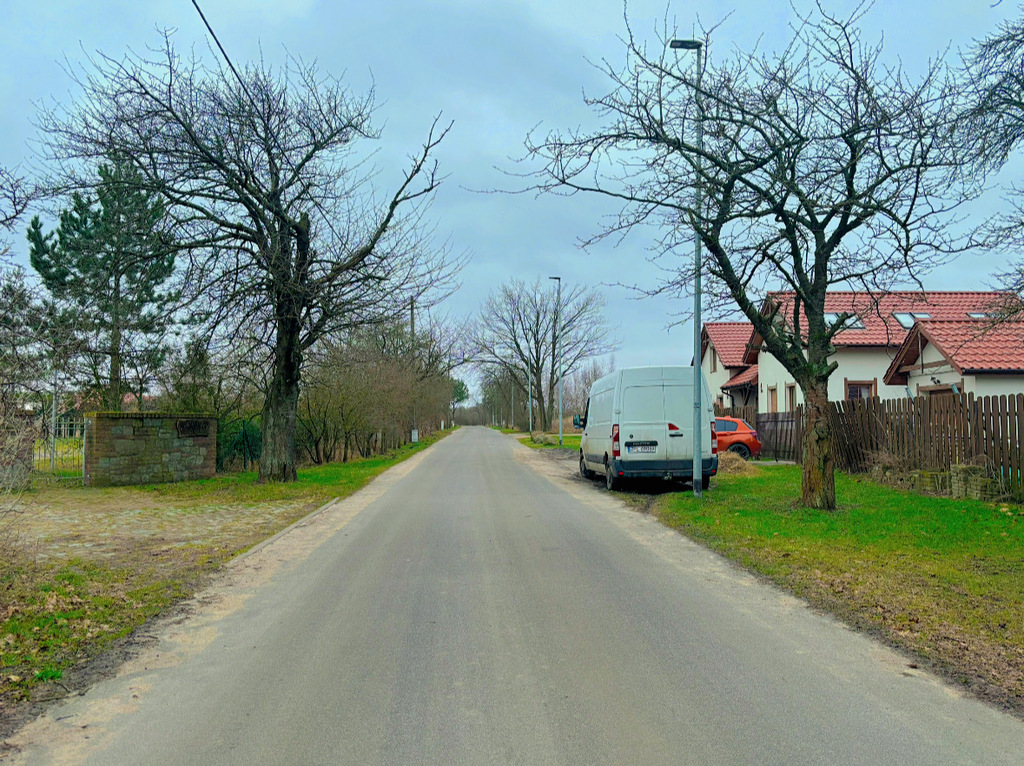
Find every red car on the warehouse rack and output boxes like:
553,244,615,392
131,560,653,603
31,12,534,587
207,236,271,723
715,417,762,459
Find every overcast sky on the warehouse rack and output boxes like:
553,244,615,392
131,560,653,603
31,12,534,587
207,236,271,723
1,0,1020,391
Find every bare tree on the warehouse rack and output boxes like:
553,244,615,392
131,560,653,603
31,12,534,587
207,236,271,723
562,358,609,416
526,5,979,507
964,8,1024,314
38,34,459,482
298,317,463,465
0,167,40,564
0,166,33,253
472,278,617,432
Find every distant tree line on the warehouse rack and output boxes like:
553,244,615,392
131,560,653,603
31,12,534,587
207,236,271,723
470,277,617,433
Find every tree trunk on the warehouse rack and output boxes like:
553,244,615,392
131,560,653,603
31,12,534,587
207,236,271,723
800,379,836,510
108,325,122,412
259,313,302,482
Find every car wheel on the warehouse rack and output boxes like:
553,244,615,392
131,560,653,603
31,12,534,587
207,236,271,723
580,453,594,480
605,460,619,491
728,443,751,460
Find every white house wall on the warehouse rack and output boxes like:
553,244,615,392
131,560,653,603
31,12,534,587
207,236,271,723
756,350,792,412
906,342,959,394
970,375,1024,397
701,344,737,407
757,346,908,413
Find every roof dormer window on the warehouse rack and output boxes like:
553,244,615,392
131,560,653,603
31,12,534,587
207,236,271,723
893,311,931,329
823,312,865,330
967,312,993,319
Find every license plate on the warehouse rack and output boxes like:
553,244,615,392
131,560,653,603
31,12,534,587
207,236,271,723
628,445,656,453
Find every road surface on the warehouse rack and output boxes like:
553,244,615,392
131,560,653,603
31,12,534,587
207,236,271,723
6,426,1024,765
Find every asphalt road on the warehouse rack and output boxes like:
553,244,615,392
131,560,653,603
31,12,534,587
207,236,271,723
7,426,1024,765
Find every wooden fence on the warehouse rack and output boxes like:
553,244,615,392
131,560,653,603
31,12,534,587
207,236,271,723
719,393,1024,498
714,404,802,462
825,394,1024,496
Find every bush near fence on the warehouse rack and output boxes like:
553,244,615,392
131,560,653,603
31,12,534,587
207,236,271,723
718,393,1024,499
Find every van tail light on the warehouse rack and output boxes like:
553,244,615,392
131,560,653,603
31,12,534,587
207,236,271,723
668,422,679,432
612,424,620,458
711,422,718,456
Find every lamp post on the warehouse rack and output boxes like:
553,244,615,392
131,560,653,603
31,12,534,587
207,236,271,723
670,37,705,498
528,365,533,434
549,276,562,446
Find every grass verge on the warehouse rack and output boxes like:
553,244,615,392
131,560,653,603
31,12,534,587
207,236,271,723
518,434,581,450
648,464,1024,714
1,429,453,717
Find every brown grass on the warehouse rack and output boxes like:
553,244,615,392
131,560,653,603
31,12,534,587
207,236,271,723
717,451,761,476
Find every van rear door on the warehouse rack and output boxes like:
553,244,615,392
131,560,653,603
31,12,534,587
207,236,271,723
663,382,695,464
618,383,668,464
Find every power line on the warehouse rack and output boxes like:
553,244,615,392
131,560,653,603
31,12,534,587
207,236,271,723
189,0,259,110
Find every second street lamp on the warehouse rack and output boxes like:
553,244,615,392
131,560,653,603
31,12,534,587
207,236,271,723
671,37,706,498
549,276,562,446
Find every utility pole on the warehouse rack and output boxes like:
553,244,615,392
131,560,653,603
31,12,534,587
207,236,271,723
410,297,418,443
528,364,533,434
50,368,58,472
549,276,562,446
670,37,705,497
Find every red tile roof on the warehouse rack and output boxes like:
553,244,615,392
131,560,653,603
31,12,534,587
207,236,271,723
702,322,755,367
885,319,1024,384
744,291,1013,364
721,365,758,390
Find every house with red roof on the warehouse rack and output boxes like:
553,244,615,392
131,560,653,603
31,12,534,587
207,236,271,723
883,319,1024,397
700,322,757,409
723,291,1013,413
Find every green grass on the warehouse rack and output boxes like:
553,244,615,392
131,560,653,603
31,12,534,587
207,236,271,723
518,434,582,450
1,558,188,700
652,465,1024,711
106,431,450,506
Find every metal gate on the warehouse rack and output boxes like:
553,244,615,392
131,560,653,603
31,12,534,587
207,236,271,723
33,414,85,482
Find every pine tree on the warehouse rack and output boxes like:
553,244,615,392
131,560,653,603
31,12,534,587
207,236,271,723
27,159,177,411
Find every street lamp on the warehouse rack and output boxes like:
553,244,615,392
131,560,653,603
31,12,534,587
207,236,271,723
671,37,705,498
549,276,563,446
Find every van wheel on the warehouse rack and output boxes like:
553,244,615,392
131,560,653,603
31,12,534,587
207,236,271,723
580,453,594,480
605,461,619,491
701,475,710,491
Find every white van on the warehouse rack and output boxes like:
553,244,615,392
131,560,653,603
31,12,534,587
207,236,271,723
574,366,718,490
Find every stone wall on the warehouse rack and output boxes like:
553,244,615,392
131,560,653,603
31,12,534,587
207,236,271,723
84,413,217,487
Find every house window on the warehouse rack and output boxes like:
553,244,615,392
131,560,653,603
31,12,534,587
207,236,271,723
785,383,797,412
845,379,875,400
768,386,778,413
823,312,866,330
716,394,724,408
893,312,931,329
711,350,717,373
